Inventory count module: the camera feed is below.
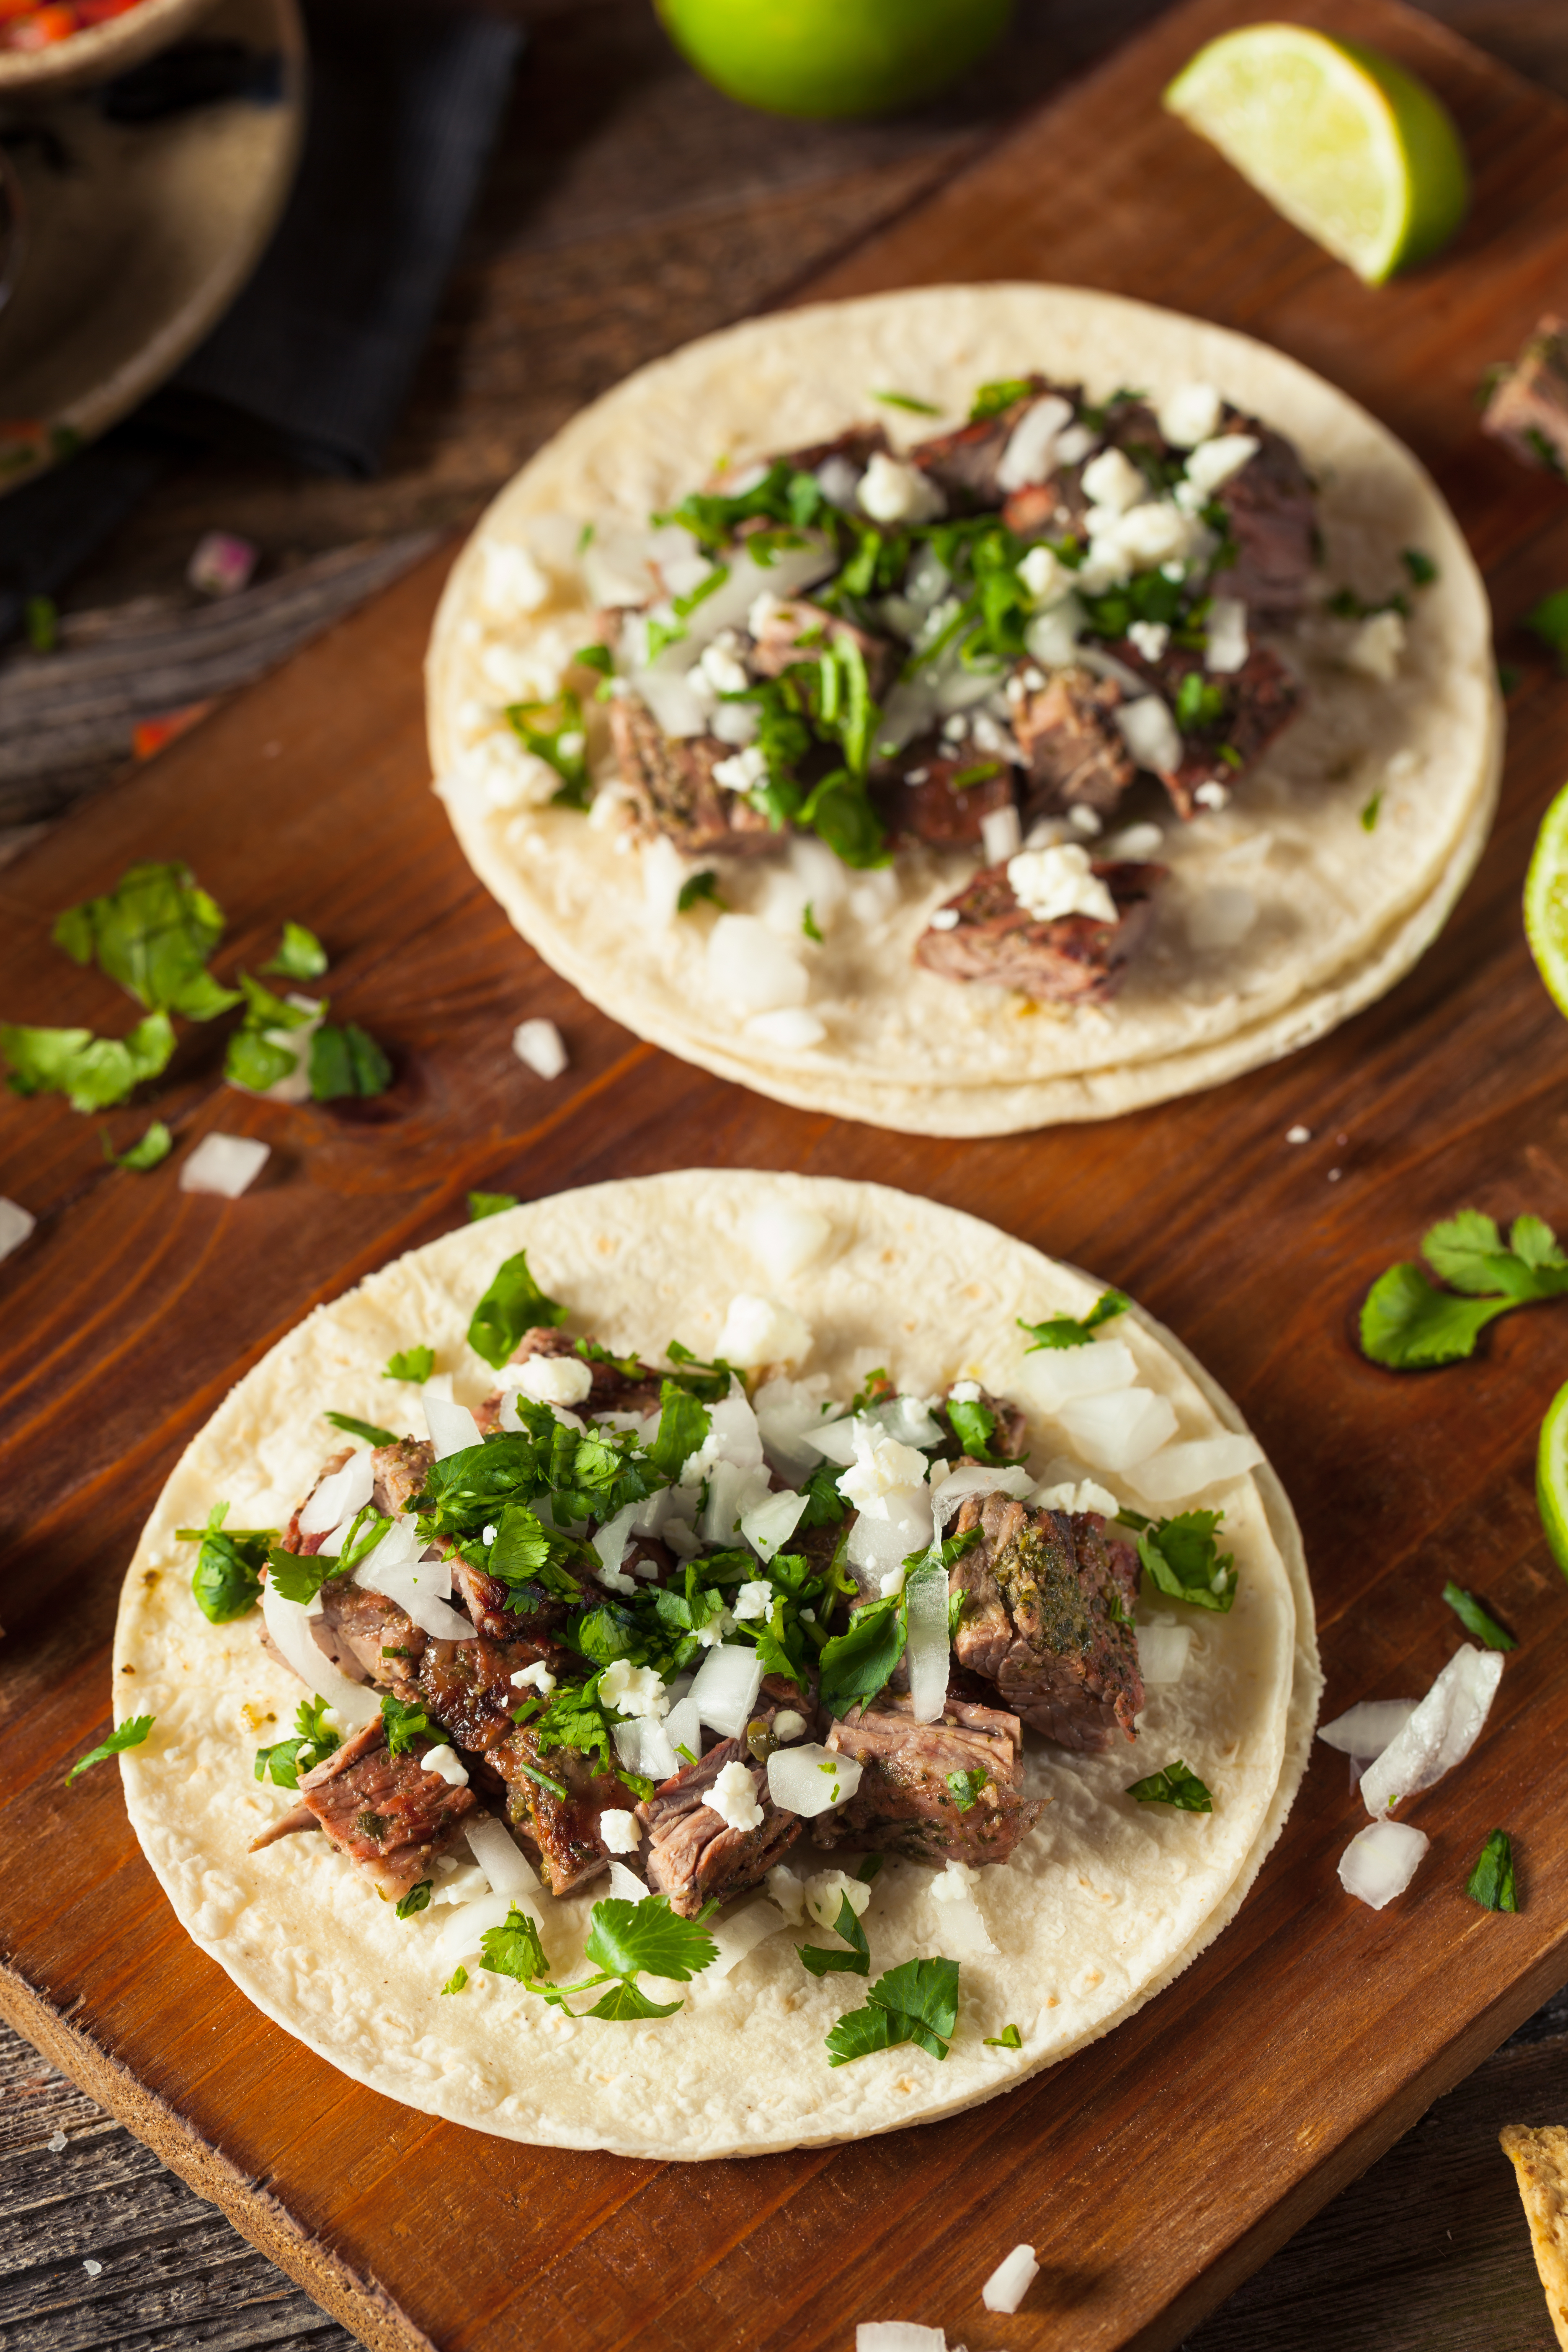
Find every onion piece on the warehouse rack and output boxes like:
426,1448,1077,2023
905,1561,949,1724
981,2246,1040,2316
1017,1338,1138,1411
930,1463,1033,1531
178,1133,269,1198
699,1898,789,1981
424,1385,481,1460
433,1890,525,1968
688,1644,763,1739
1136,1622,1192,1686
1058,1387,1178,1472
614,1715,679,1782
661,1694,701,1769
299,1447,375,1536
260,1577,378,1725
464,1814,540,1899
593,1500,638,1576
607,1859,648,1904
1359,1645,1505,1818
741,1485,808,1560
766,1742,862,1817
353,1532,471,1640
867,1394,945,1450
1318,1699,1418,1759
856,2326,948,2352
512,1018,568,1079
1338,1818,1429,1909
845,1486,934,1577
1125,1433,1265,1503
0,1198,36,1262
797,1412,863,1467
701,1458,774,1543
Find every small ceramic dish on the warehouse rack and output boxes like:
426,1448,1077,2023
0,0,219,102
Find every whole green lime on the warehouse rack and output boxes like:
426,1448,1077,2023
655,0,1013,120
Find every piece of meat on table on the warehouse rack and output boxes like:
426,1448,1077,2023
490,1724,624,1897
279,1719,477,1900
1208,413,1317,629
950,1494,1143,1751
819,1689,1046,1866
1014,665,1135,823
873,743,1016,849
610,692,781,859
1114,640,1300,819
1481,317,1568,477
916,859,1164,1003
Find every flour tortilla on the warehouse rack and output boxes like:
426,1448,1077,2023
118,1171,1318,2158
427,284,1500,1137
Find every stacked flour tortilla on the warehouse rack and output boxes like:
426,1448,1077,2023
426,284,1500,1137
118,1172,1320,2159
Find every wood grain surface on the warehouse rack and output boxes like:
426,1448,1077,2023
5,2,1568,2349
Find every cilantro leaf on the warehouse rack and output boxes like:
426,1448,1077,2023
52,861,237,1018
102,1120,172,1171
265,1545,334,1607
1126,1758,1213,1811
1526,589,1568,669
1403,549,1438,587
946,1767,988,1813
469,1191,518,1222
797,1891,871,1977
662,1340,740,1402
396,1879,433,1919
677,870,724,913
384,1346,435,1382
380,1692,436,1756
468,1249,567,1368
797,1457,851,1528
1,1011,175,1112
224,1028,300,1093
647,1380,709,1480
583,1977,684,2021
984,2022,1023,2049
506,689,591,807
873,389,942,415
1360,1211,1568,1368
825,1956,961,2066
481,1903,551,1983
254,1695,340,1788
970,378,1035,421
1018,1288,1131,1351
309,1021,392,1101
1359,1263,1518,1367
441,1965,469,1995
1442,1581,1516,1651
1465,1828,1518,1912
323,1411,398,1446
584,1895,717,1983
183,1501,271,1622
1137,1510,1236,1613
818,1592,905,1719
262,921,328,980
67,1714,155,1782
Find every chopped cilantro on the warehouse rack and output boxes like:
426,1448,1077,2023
969,379,1035,421
380,1692,437,1757
1359,1210,1568,1369
662,1339,739,1402
677,870,724,913
1361,791,1383,832
818,1591,905,1719
574,642,614,677
946,1768,988,1812
1402,549,1438,587
1174,671,1226,731
467,1248,568,1368
1465,1828,1518,1912
825,1956,960,2066
481,1904,550,1983
482,1895,717,2019
261,921,328,981
797,1891,871,1977
323,1411,398,1446
265,1545,336,1607
102,1120,172,1171
384,1345,435,1383
181,1500,272,1622
1019,1288,1130,1352
309,1021,392,1101
505,689,591,807
672,562,730,621
255,1695,341,1787
1135,1510,1236,1613
52,860,238,1019
67,1714,154,1782
24,593,58,653
396,1880,433,1919
441,1965,469,1995
2,1011,175,1113
1442,1581,1516,1651
984,2022,1023,2050
801,901,823,943
468,1191,519,1222
1126,1759,1212,1811
873,389,942,415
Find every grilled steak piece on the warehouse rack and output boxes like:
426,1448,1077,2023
818,1690,1045,1866
293,1718,476,1900
610,693,781,859
916,859,1164,1003
949,1493,1142,1751
449,1551,593,1656
281,1447,353,1556
748,597,900,702
317,1582,426,1694
1113,640,1300,818
1014,666,1135,821
873,743,1016,849
636,1675,804,1917
770,421,891,483
372,1437,434,1518
417,1633,552,1756
1208,415,1317,629
249,1803,319,1852
491,1725,623,1896
908,379,1052,511
1482,316,1568,476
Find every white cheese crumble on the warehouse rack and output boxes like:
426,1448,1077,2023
1346,609,1406,681
600,1659,669,1718
1033,1476,1120,1516
1193,779,1230,810
599,1808,642,1853
930,1857,983,1903
1006,843,1117,924
838,1430,931,1511
1156,381,1223,449
708,914,810,1016
480,539,550,619
714,1292,812,1369
457,730,560,811
1080,446,1145,515
879,1566,907,1599
513,1018,569,1079
858,452,945,525
420,1744,469,1787
712,743,769,794
949,1379,982,1402
510,1662,556,1694
514,1353,593,1407
699,635,750,696
1127,620,1169,662
927,907,961,931
705,1759,764,1833
1184,433,1260,495
1204,596,1249,674
772,1710,807,1742
1018,542,1074,606
732,1579,774,1622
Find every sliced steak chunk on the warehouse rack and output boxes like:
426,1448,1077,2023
950,1493,1142,1751
916,859,1164,1004
490,1725,623,1897
1014,665,1135,821
1113,640,1300,818
293,1719,476,1900
636,1742,800,1918
1482,316,1568,477
417,1634,552,1756
748,596,899,702
371,1437,434,1519
908,379,1052,511
873,743,1016,849
317,1582,426,1694
818,1690,1045,1866
610,693,781,859
1208,415,1317,629
449,1551,593,1656
771,420,891,482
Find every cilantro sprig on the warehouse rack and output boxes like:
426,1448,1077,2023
255,1696,341,1787
1126,1759,1213,1811
467,1249,568,1369
797,1892,871,1978
481,1895,717,2019
1465,1828,1518,1912
67,1715,155,1783
178,1501,274,1622
1360,1210,1568,1369
1124,1508,1236,1613
825,1957,960,2066
1018,1290,1132,1352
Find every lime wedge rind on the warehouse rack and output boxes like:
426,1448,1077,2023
1524,779,1568,1020
1537,1378,1568,1579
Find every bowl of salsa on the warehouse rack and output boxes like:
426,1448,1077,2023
0,0,217,94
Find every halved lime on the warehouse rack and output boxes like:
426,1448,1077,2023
1525,780,1568,1020
1164,25,1469,284
1537,1377,1568,1578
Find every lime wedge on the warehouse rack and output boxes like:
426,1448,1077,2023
1525,779,1568,1019
1164,25,1469,284
1537,1377,1568,1579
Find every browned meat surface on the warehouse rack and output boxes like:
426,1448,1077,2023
1014,666,1135,821
610,693,781,859
491,1725,623,1896
748,597,899,701
473,1325,666,1434
248,1803,319,1852
873,745,1016,848
317,1583,426,1694
294,1719,477,1900
916,860,1164,1003
1113,640,1300,819
636,1743,800,1918
818,1690,1046,1866
1001,475,1092,539
449,1550,592,1656
1482,316,1568,476
371,1436,433,1518
769,421,891,481
281,1447,352,1556
949,1493,1142,1751
417,1634,549,1756
1208,416,1317,629
908,379,1050,511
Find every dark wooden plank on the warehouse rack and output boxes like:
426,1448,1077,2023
5,2,1568,2349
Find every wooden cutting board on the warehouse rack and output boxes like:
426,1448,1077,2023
4,1,1568,2346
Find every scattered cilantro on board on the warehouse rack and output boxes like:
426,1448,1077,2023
1465,1828,1518,1912
101,1120,173,1171
1442,1582,1516,1651
1360,1210,1568,1368
468,1191,520,1222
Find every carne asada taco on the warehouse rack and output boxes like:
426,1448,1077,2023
117,1172,1318,2158
428,284,1498,1136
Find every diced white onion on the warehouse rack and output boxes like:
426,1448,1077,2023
1338,1818,1429,1909
869,1395,945,1450
424,1387,482,1461
742,1204,833,1283
688,1644,763,1739
1058,1387,1178,1472
715,1293,812,1369
513,1018,568,1079
996,395,1075,493
982,2245,1040,2316
0,1198,36,1262
1136,1622,1192,1686
741,1485,808,1560
433,1890,525,1968
1157,381,1222,449
607,1859,648,1903
1318,1699,1418,1759
593,1499,638,1576
464,1813,540,1899
767,1742,862,1817
905,1562,950,1724
1116,696,1182,775
179,1133,269,1199
701,1457,774,1542
613,1715,679,1782
354,1542,471,1640
1016,1338,1137,1411
1125,1433,1264,1502
980,803,1023,866
681,1382,764,1479
930,1463,1033,1531
259,1577,379,1725
846,1486,935,1576
1205,596,1249,674
661,1693,701,1768
299,1447,376,1536
1185,433,1259,494
797,1411,863,1466
1359,1645,1504,1819
856,2324,947,2352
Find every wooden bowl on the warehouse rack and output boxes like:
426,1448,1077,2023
0,0,221,102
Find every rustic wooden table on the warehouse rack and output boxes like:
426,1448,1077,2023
6,1,1568,2347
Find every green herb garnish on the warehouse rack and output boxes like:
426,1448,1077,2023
67,1715,155,1782
255,1695,341,1787
309,1021,392,1101
441,1965,469,1994
261,921,328,981
384,1346,435,1383
797,1891,871,1977
1442,1581,1516,1651
2,1011,176,1113
469,1191,519,1222
1465,1828,1518,1911
1126,1759,1212,1811
873,389,942,415
481,1895,717,2020
1360,1210,1568,1369
1134,1509,1236,1614
396,1880,433,1919
52,860,238,1020
323,1411,398,1447
180,1500,273,1622
102,1120,173,1171
1019,1288,1130,1352
984,2022,1023,2049
825,1956,960,2066
467,1248,568,1369
677,871,724,914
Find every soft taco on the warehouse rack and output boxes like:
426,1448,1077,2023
427,284,1499,1137
116,1172,1318,2159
